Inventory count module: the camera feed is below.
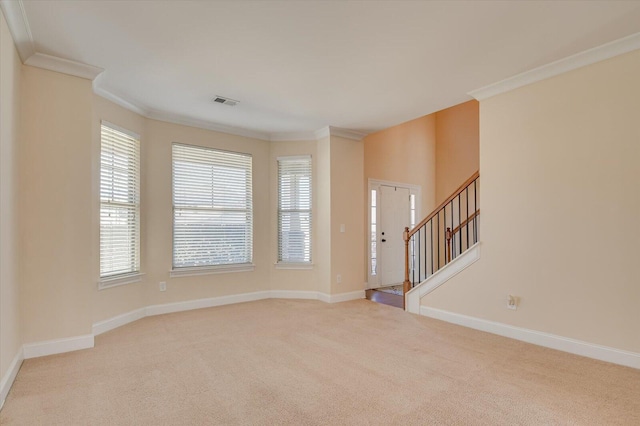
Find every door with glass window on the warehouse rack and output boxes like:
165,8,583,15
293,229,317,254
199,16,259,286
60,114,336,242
369,182,417,288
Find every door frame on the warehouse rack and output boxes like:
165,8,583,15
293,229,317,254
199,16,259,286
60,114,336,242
367,179,421,289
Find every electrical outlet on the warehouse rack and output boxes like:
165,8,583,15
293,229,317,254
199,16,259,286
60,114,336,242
159,281,167,292
336,274,342,284
507,295,518,310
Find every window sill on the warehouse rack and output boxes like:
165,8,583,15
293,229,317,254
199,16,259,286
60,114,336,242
170,263,256,278
98,272,145,290
274,262,314,270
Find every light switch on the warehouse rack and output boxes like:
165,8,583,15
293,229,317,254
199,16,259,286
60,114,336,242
340,224,345,233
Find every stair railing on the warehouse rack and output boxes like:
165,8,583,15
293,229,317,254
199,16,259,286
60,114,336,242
403,172,480,298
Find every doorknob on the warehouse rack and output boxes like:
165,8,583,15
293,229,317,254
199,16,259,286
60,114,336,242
381,239,386,242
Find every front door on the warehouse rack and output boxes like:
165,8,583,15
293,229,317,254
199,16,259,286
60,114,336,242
378,185,410,287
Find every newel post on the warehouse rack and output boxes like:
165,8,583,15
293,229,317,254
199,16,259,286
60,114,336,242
403,226,410,309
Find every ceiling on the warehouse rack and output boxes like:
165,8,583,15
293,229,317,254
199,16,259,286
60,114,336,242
6,1,640,139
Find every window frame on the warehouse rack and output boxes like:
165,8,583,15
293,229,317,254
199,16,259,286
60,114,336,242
98,121,142,289
171,142,254,276
277,155,312,266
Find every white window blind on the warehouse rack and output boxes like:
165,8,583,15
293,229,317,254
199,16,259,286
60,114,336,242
172,143,253,268
278,156,312,263
100,123,140,278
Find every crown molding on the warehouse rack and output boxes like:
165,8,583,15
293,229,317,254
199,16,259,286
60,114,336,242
313,126,366,141
25,52,103,80
269,131,318,142
328,126,367,141
0,0,34,61
314,126,330,140
145,107,272,141
93,82,148,117
469,31,640,101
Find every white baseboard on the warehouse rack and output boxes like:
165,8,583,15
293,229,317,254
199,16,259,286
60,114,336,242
0,348,23,410
23,334,94,360
406,243,480,314
92,308,146,336
93,289,365,339
145,291,270,317
420,306,640,370
327,290,365,303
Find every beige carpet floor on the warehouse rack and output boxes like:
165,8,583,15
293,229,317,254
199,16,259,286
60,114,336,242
1,299,639,425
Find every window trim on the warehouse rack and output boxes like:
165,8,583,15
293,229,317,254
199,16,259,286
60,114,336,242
277,155,312,265
98,121,142,288
98,272,145,290
171,142,254,271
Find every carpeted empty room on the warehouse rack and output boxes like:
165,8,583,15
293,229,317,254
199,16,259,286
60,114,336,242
1,299,638,425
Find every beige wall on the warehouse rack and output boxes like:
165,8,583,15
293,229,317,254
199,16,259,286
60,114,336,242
315,136,332,295
0,9,22,381
424,49,640,353
330,136,365,293
435,100,479,204
364,114,437,216
19,66,94,343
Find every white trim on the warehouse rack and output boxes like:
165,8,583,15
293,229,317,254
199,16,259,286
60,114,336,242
92,290,365,338
328,126,367,141
327,290,365,303
0,348,23,410
367,179,421,289
270,131,318,142
146,107,271,141
0,0,34,61
314,126,367,141
100,120,141,140
314,127,330,140
92,307,146,336
22,334,94,359
405,243,481,314
419,306,640,370
145,291,270,317
276,154,311,162
24,52,103,80
98,272,144,290
170,264,255,278
469,31,640,101
93,82,149,117
274,262,314,270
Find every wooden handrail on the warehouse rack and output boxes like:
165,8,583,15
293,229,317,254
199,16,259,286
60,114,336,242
407,171,479,238
451,209,480,235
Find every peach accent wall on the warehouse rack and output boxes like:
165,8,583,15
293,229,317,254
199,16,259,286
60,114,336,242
423,49,640,354
364,114,437,217
435,100,479,204
19,66,94,343
0,9,22,381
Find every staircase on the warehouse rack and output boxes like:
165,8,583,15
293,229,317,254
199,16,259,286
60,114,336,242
402,172,480,311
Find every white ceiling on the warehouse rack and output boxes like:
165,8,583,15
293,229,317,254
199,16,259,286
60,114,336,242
8,1,640,139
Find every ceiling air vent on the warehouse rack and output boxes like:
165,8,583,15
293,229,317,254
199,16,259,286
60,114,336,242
212,96,239,106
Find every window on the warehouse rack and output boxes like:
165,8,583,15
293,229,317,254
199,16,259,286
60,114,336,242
370,189,377,275
100,122,141,282
172,143,253,270
278,156,312,263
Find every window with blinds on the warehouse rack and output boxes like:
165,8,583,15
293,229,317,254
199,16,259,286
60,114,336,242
100,123,141,279
278,156,312,263
172,143,253,269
